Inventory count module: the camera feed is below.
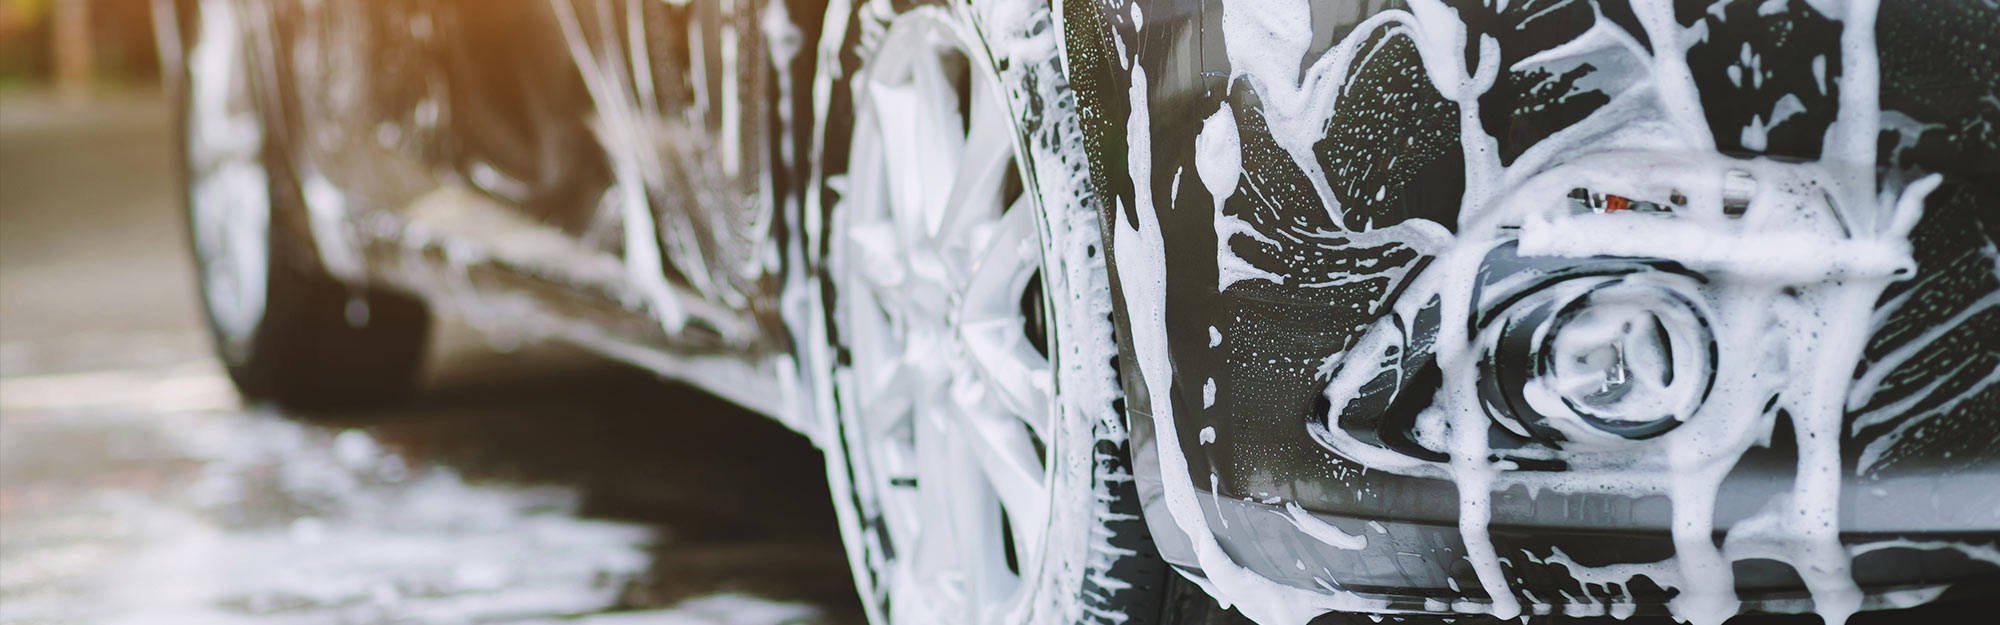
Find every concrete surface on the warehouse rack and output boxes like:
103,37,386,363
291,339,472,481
0,91,864,625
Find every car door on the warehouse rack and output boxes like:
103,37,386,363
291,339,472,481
274,0,785,354
530,0,793,350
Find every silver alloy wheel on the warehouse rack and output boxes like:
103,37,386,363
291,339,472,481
826,9,1061,625
186,0,272,357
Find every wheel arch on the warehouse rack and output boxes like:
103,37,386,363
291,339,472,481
1051,0,1201,576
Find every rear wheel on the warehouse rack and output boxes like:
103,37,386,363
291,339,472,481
805,3,1166,625
178,0,428,408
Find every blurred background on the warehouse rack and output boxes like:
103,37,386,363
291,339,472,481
1,0,159,96
0,2,864,623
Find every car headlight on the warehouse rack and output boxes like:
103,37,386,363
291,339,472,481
1473,245,1719,449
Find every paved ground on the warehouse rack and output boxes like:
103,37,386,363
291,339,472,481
0,92,864,625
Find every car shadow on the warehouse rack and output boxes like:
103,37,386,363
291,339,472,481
288,338,867,624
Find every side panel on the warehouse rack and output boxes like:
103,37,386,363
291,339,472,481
431,0,613,236
275,0,626,291
543,0,815,348
213,0,824,417
1072,0,2000,621
281,0,454,279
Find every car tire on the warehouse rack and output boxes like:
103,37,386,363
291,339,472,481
800,1,1169,624
176,0,428,409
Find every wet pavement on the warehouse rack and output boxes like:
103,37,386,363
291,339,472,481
0,92,864,625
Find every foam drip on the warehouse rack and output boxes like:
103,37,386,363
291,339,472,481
1105,1,1975,623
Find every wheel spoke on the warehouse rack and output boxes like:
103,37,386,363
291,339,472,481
914,394,993,618
958,318,1053,440
933,76,1014,246
841,276,915,447
846,221,907,290
904,45,968,236
952,411,1021,610
860,359,917,441
959,196,1040,322
866,80,934,245
953,198,1051,437
961,406,1050,561
832,15,1063,624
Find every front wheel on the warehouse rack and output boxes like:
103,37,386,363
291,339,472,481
178,0,428,408
802,3,1168,625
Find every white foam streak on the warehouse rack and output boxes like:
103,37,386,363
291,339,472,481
1117,62,1389,625
1139,2,1955,623
1281,503,1368,551
545,0,688,333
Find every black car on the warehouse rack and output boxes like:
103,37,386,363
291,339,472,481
158,0,1998,623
